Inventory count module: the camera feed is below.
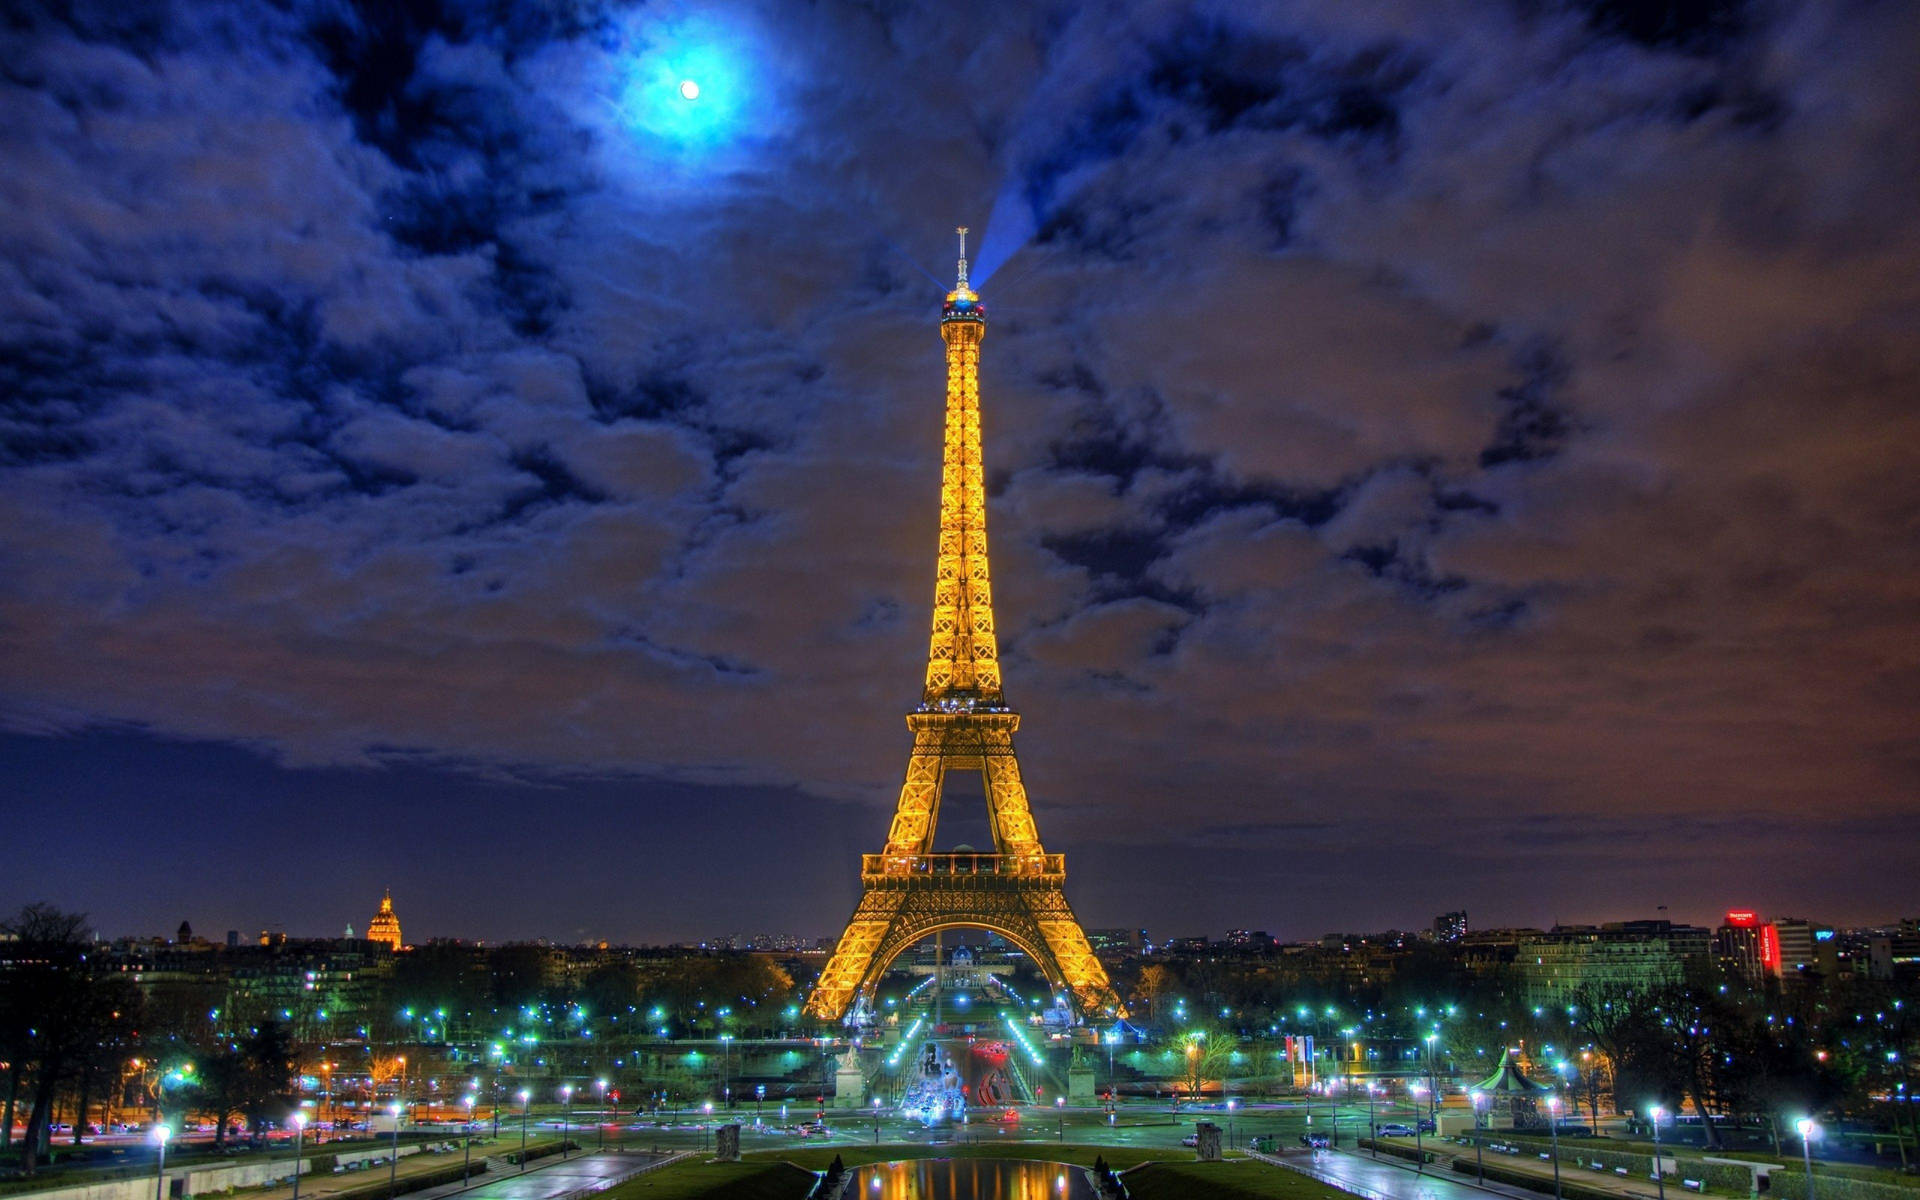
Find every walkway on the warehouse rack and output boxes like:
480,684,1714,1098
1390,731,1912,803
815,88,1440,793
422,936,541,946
233,1149,673,1200
1257,1146,1661,1200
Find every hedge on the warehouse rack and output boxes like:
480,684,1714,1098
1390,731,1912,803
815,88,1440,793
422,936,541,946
504,1141,578,1166
1452,1156,1635,1200
1358,1139,1436,1165
1770,1170,1920,1200
1676,1160,1758,1196
324,1158,487,1200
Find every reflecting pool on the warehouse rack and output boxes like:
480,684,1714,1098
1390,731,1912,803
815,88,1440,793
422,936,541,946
850,1158,1096,1199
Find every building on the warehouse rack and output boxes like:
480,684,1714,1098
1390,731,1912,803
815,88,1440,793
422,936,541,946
368,889,403,952
1434,911,1469,942
1516,930,1685,1004
1715,910,1772,984
1868,920,1920,982
1086,928,1147,958
1598,919,1713,966
1771,918,1837,982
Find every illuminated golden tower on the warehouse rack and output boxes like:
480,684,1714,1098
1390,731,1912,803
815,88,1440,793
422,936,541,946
806,230,1122,1023
367,889,402,951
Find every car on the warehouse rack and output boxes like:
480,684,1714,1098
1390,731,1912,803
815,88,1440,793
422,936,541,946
1419,1118,1437,1134
1376,1123,1416,1137
1180,1133,1200,1147
1300,1133,1331,1149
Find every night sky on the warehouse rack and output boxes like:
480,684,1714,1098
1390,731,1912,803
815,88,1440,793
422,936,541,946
3,1,1917,947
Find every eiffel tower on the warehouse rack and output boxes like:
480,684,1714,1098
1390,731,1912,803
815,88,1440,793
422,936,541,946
805,230,1123,1023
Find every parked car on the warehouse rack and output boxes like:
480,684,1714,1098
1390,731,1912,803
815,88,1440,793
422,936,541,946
1418,1118,1437,1134
1180,1133,1200,1147
1300,1133,1331,1149
1375,1123,1416,1137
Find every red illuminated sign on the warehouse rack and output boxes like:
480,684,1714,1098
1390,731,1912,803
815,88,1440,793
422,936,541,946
1761,924,1781,972
1725,910,1759,927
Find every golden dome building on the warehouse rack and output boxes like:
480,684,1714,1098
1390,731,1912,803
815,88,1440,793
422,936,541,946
368,889,402,951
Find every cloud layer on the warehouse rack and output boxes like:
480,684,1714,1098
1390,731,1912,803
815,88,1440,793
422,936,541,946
3,0,1918,933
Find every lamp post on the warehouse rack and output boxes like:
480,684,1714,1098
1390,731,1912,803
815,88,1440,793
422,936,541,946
1228,1098,1237,1150
288,1111,306,1200
1547,1095,1564,1200
1425,1034,1440,1115
559,1086,572,1160
596,1080,607,1152
703,1101,713,1151
1411,1084,1425,1172
517,1090,530,1173
387,1103,403,1196
719,1034,734,1112
152,1124,171,1200
1795,1118,1820,1200
1368,1083,1379,1157
1649,1105,1667,1200
461,1095,475,1186
1471,1091,1486,1184
872,1097,881,1144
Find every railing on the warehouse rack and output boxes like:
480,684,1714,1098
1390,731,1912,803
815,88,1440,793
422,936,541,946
861,853,1064,879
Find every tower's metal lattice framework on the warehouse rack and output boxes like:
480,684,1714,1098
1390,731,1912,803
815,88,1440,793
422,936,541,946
805,231,1124,1022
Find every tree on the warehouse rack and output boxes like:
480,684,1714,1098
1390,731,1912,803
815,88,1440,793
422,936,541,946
1134,965,1176,1023
1176,1026,1237,1102
198,1021,295,1147
0,904,142,1173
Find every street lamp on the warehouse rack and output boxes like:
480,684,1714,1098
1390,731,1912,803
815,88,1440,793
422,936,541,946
1471,1092,1486,1184
288,1111,306,1200
1367,1083,1379,1157
1411,1083,1426,1171
461,1095,475,1186
152,1124,171,1200
559,1086,573,1160
1424,1034,1440,1115
1547,1095,1564,1200
517,1089,531,1173
596,1080,608,1152
387,1103,403,1196
872,1097,881,1144
719,1034,734,1111
1795,1118,1821,1200
1649,1105,1667,1200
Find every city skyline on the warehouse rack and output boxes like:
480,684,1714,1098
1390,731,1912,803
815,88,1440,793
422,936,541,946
5,1,1920,940
45,874,1910,953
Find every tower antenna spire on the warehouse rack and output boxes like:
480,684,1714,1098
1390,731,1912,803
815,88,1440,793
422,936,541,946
956,226,970,290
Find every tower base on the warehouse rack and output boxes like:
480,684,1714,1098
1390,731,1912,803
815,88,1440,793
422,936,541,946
805,853,1120,1021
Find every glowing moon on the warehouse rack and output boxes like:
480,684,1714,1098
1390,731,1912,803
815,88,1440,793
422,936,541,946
678,79,700,101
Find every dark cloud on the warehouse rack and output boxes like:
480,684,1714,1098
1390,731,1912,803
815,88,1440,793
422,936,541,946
3,0,1918,939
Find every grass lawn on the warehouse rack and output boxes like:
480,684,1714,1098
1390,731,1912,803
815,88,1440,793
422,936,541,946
1123,1160,1358,1200
597,1160,814,1200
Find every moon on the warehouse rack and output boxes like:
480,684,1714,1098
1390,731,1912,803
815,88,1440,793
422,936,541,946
678,79,700,101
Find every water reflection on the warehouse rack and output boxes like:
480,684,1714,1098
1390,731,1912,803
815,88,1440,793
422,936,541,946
851,1159,1096,1199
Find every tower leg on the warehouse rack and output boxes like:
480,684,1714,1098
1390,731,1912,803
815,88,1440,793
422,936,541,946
805,889,908,1021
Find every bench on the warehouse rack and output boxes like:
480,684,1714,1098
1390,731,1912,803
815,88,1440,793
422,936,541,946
1616,1168,1630,1176
1683,1181,1704,1192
